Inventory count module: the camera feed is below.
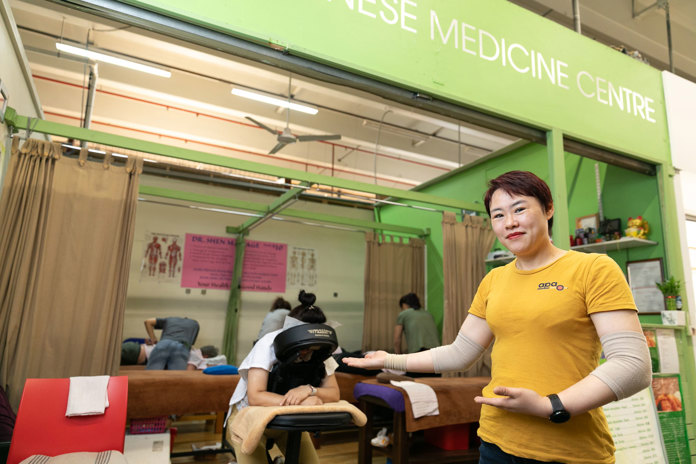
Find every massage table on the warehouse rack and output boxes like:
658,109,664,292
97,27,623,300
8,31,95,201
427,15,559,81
122,369,240,419
121,370,370,418
336,372,373,403
121,368,373,457
121,369,239,459
354,377,490,464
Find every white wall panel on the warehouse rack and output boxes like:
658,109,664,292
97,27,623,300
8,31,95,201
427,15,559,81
122,174,370,363
663,72,696,174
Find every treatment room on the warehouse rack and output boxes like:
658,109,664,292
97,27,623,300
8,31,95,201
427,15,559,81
2,1,696,464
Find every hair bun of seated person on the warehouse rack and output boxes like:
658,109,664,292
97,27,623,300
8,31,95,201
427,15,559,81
298,290,317,307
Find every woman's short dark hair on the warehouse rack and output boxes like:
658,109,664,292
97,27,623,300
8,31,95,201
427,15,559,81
288,290,326,324
270,297,291,312
483,171,554,232
200,345,219,358
399,293,421,310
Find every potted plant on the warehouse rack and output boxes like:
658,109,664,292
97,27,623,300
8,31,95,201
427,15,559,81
656,276,681,310
657,276,684,326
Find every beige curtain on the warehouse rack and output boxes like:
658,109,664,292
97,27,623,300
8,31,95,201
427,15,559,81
441,212,496,377
0,138,142,409
362,232,425,351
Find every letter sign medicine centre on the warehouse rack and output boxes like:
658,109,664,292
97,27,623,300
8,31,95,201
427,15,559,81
119,0,668,163
429,13,657,123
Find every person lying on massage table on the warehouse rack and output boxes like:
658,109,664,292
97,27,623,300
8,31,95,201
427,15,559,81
121,340,223,370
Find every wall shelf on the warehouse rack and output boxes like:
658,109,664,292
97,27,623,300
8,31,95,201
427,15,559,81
486,237,657,265
641,323,686,330
485,255,514,265
570,237,657,253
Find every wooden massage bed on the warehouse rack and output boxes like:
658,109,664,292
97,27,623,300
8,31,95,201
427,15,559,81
119,366,372,457
120,369,372,420
121,368,373,457
122,369,239,419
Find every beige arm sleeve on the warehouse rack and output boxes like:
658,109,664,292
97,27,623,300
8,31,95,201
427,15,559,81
429,332,486,373
382,332,486,372
590,331,652,400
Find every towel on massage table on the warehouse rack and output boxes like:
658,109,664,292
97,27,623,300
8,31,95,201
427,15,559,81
390,380,439,418
229,400,367,454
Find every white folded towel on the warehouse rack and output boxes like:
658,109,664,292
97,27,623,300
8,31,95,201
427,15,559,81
205,354,227,366
391,380,439,419
66,376,110,417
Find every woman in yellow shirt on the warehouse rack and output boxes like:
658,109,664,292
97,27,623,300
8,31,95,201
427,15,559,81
344,170,651,464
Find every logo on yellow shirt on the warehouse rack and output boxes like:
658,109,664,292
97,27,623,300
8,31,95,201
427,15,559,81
537,282,565,291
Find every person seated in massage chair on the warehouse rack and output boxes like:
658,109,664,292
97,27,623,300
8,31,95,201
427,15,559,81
227,290,340,464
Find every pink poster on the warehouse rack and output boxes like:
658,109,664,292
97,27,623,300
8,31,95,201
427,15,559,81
181,234,287,292
181,234,236,290
240,240,288,292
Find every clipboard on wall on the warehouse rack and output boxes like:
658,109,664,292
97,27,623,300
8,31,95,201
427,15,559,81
627,258,666,314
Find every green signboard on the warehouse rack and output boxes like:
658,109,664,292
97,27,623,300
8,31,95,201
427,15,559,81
120,0,669,163
652,374,691,463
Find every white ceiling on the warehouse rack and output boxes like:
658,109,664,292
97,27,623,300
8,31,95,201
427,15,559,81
9,0,517,191
8,0,694,192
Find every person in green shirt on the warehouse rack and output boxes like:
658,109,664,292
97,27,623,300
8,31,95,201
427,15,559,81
393,293,440,354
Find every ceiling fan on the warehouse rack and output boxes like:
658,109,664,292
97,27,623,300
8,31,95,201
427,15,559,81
246,77,341,154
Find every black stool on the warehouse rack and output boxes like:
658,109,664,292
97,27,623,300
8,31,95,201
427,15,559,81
265,411,354,464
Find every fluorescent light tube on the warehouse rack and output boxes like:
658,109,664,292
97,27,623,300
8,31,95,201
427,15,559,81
56,43,171,78
231,88,318,115
61,143,107,155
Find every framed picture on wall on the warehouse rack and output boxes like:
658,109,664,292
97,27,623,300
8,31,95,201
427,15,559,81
575,213,600,231
627,258,665,313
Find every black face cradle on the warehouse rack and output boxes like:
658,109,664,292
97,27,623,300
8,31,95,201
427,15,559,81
267,323,339,395
273,323,338,363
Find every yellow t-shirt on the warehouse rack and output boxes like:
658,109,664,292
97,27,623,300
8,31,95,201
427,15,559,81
468,251,637,464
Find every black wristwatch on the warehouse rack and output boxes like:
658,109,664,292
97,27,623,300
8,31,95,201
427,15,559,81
547,394,570,423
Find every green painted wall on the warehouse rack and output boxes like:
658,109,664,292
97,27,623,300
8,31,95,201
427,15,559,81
379,144,665,331
601,164,666,268
565,155,665,269
378,142,550,329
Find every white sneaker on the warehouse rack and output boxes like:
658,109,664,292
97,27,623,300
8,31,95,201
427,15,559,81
371,427,390,447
